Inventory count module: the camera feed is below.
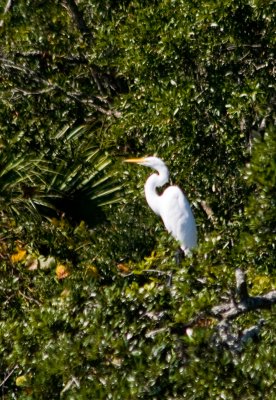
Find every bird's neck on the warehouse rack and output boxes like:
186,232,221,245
144,167,169,216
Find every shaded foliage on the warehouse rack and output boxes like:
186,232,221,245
0,0,275,398
0,125,122,227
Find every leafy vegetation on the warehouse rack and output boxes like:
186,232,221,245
0,0,275,398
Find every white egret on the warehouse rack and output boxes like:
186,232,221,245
125,156,197,256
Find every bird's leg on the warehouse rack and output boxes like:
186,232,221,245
175,247,185,265
167,248,185,287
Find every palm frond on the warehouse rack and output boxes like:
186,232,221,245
0,126,122,225
42,125,123,224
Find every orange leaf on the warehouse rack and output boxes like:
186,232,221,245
11,250,27,263
117,263,131,274
56,264,70,280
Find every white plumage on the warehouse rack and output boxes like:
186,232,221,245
125,156,197,255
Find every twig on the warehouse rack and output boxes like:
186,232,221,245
60,376,80,394
226,44,263,50
200,200,215,223
0,365,18,388
12,87,54,96
19,290,42,306
0,0,13,27
121,269,171,278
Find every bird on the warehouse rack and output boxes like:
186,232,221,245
124,156,197,256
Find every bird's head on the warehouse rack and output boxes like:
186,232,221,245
124,156,166,171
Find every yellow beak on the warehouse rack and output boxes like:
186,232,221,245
124,158,146,163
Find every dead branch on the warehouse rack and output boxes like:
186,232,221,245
61,0,93,41
0,364,18,388
200,200,215,223
214,318,266,352
212,268,276,320
0,57,121,117
0,0,13,27
171,268,275,351
7,50,126,98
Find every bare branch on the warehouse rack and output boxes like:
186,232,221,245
0,0,13,27
200,200,216,223
12,51,88,65
6,50,125,98
240,319,265,345
0,364,18,388
214,318,265,352
0,57,121,117
2,0,13,13
212,269,276,320
61,0,92,41
12,87,54,96
235,268,248,301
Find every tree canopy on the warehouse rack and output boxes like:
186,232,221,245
0,0,275,398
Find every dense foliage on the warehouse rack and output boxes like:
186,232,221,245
0,0,275,398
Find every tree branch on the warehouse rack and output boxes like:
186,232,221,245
200,200,216,223
212,268,276,320
61,0,93,41
8,50,125,97
214,318,266,352
235,268,248,301
0,57,121,117
171,269,275,351
12,51,88,65
0,364,18,388
0,0,13,27
192,269,274,352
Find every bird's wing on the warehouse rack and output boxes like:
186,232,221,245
160,186,197,250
